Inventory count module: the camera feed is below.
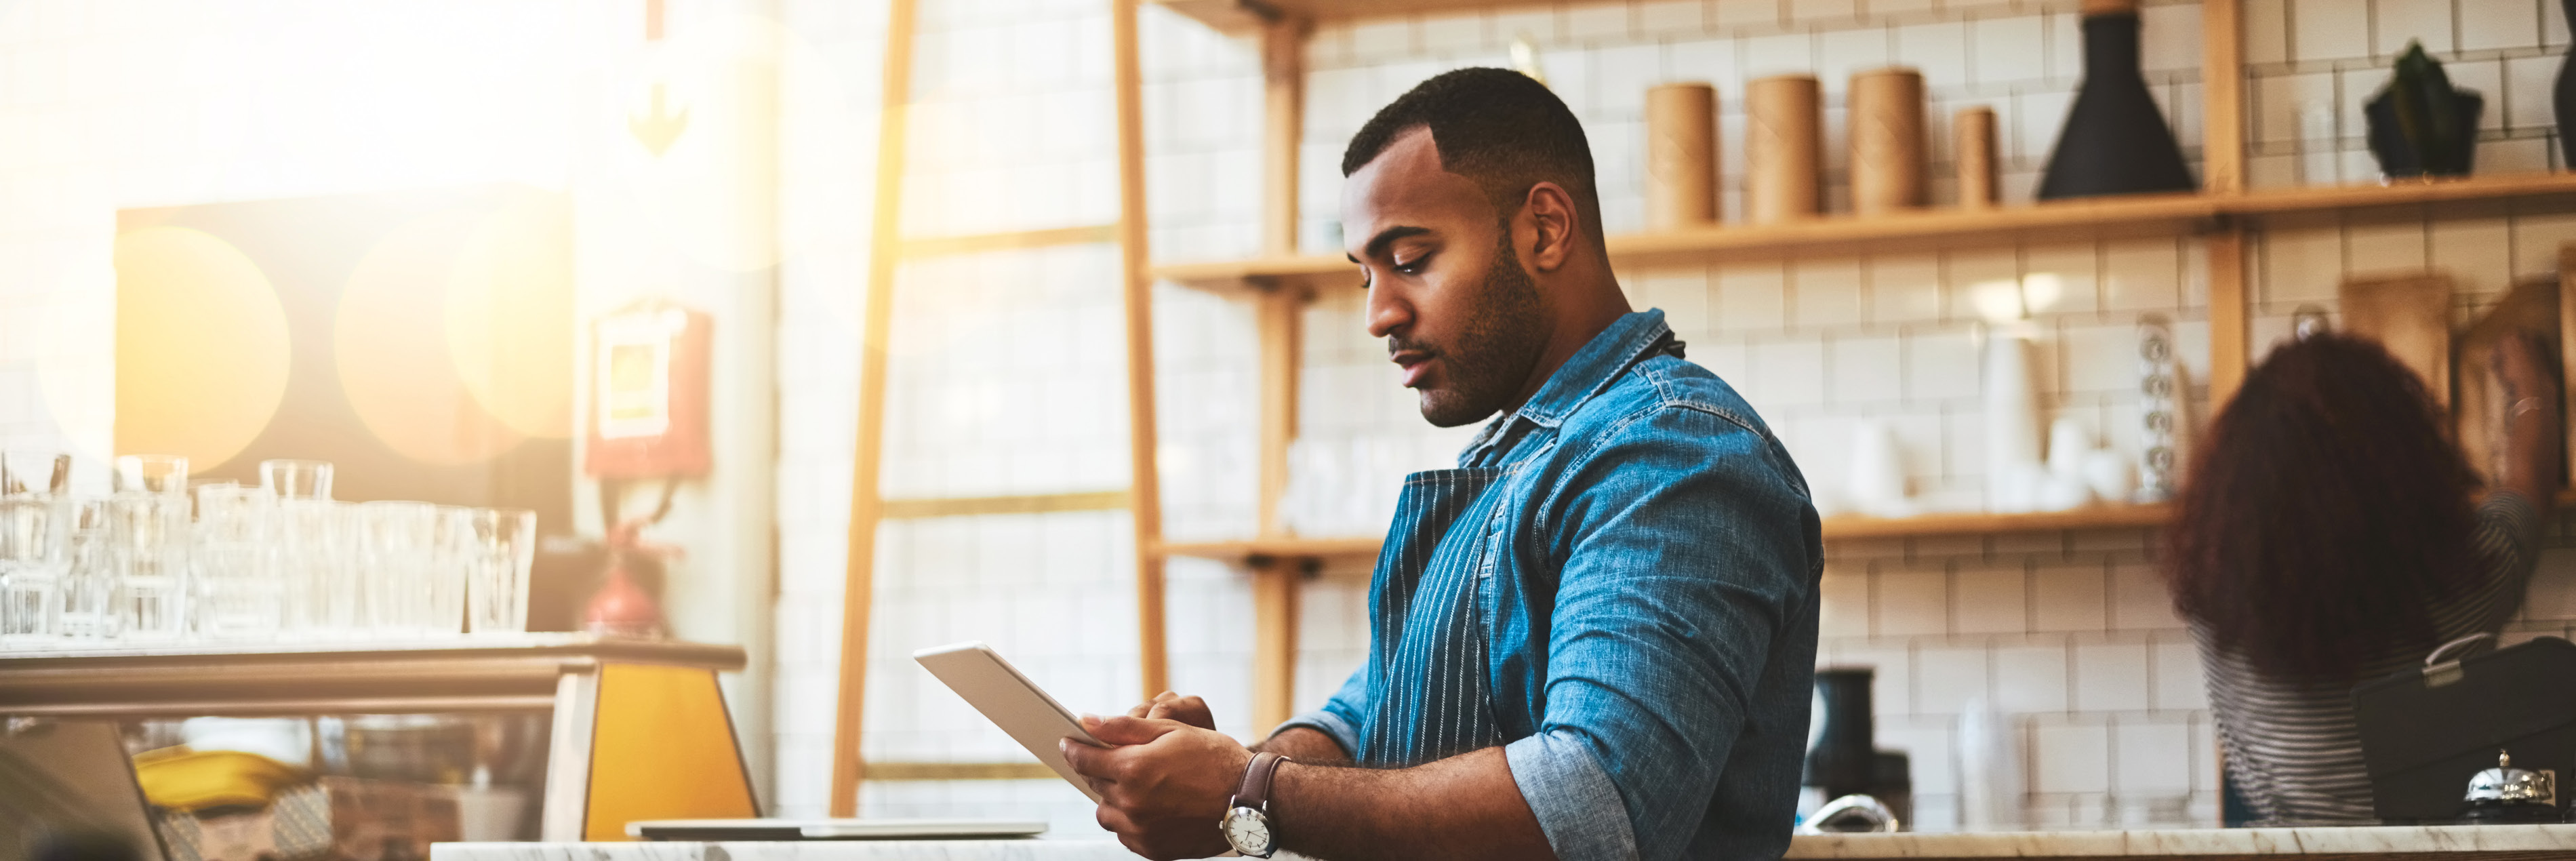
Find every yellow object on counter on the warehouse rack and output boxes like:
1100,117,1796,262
582,662,757,840
133,746,309,812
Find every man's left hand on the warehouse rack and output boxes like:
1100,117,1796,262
1062,715,1255,860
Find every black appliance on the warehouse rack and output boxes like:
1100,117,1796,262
2354,635,2576,822
1805,667,1911,827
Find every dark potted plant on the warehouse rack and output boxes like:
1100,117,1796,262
2366,41,2484,180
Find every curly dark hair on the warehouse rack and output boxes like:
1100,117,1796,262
2165,333,2483,681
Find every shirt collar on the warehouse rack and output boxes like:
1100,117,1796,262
1462,309,1672,458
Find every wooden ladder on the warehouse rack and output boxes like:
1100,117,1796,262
824,0,1171,815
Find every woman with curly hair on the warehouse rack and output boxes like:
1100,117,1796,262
2165,332,2560,824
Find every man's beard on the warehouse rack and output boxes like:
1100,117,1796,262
1394,230,1547,428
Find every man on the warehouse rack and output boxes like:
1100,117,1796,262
1062,68,1821,861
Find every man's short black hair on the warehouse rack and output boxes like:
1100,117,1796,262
1341,67,1602,239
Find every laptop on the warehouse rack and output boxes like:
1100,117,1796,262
0,719,169,861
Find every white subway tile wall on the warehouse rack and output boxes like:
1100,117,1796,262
772,0,893,817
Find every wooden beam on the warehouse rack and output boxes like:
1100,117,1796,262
1254,289,1302,536
897,224,1119,259
2207,228,2250,409
1250,285,1304,737
1252,20,1308,727
2199,0,2246,195
828,0,921,818
1260,18,1307,258
880,490,1130,519
1112,0,1171,702
1249,558,1300,734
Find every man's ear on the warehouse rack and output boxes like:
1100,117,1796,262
1520,181,1582,274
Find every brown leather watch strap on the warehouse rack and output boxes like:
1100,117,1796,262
1233,751,1289,809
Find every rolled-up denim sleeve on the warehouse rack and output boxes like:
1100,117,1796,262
1268,661,1367,758
1505,729,1639,860
1520,406,1814,861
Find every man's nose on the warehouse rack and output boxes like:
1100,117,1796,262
1364,283,1409,339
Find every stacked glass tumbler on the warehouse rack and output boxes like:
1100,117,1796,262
112,454,193,640
0,452,540,647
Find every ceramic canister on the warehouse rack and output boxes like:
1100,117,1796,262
1849,68,1927,215
1955,106,2000,209
1646,83,1720,230
1747,75,1824,223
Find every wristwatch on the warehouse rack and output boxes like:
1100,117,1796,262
1220,751,1289,858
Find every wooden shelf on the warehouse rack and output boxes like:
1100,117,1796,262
1150,172,2576,294
1820,503,2172,540
1155,504,2174,564
1154,0,1572,34
2228,172,2576,221
1158,535,1382,563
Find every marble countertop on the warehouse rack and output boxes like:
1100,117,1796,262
434,844,1139,861
1783,824,2576,858
435,824,2576,861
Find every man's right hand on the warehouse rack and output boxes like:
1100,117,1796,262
1126,691,1215,731
1122,692,1354,762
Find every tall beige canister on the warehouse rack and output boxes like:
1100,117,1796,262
1849,68,1926,215
1645,83,1719,230
1746,74,1822,223
1956,106,2001,209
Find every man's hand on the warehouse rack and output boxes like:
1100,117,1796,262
1125,691,1216,730
1062,715,1253,861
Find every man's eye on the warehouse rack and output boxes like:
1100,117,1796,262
1392,256,1426,275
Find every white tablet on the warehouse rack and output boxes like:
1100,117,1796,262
912,641,1106,803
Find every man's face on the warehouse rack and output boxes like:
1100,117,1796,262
1342,129,1548,428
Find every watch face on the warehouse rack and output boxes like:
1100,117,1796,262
1222,807,1273,855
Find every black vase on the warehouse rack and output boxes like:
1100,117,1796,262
2036,9,2197,199
2558,0,2576,169
1805,668,1878,800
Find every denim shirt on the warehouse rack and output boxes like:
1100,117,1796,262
1275,310,1822,861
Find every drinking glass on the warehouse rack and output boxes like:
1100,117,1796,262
460,508,536,635
357,502,443,637
277,499,353,637
1,495,67,642
111,491,190,639
1,449,71,496
114,455,189,496
60,498,119,639
260,460,334,501
427,506,477,637
193,485,280,639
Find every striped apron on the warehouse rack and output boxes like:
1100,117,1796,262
1356,466,1512,766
